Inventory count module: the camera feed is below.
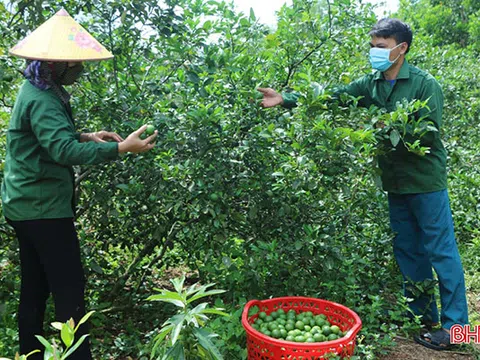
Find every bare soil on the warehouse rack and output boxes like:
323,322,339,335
378,337,478,360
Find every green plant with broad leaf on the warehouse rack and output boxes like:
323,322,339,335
36,310,95,360
0,350,40,360
147,275,229,360
1,311,95,360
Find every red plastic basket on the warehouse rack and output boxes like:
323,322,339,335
242,296,362,359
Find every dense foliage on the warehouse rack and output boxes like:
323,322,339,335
1,0,479,358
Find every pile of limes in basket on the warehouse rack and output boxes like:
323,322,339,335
251,309,346,343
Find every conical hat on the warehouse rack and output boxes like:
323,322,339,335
9,9,113,61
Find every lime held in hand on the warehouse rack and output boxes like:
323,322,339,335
145,124,155,136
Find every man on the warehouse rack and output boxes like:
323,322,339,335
257,18,468,350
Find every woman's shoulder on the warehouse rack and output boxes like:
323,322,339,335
19,81,63,106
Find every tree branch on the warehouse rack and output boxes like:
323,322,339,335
0,95,12,108
282,0,334,88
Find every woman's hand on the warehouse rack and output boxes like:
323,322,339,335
80,131,123,143
118,125,157,154
257,88,284,108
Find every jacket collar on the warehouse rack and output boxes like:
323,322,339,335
373,59,410,81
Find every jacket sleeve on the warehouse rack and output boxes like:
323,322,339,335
281,92,301,109
331,76,369,106
29,98,119,166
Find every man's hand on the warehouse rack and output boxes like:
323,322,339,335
118,125,157,154
257,88,284,108
80,131,123,143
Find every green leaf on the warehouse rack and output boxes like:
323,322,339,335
160,314,186,346
249,7,256,21
34,335,54,353
63,334,89,359
26,350,41,357
185,283,201,297
170,315,185,345
147,292,185,308
190,302,208,314
89,260,103,274
74,311,95,332
170,275,186,293
240,18,250,27
162,342,185,360
390,129,400,147
192,328,224,360
201,308,230,317
203,20,212,31
115,184,129,191
51,322,63,331
187,72,200,84
152,325,174,356
61,323,75,348
187,289,226,304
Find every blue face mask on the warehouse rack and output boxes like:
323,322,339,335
369,43,403,71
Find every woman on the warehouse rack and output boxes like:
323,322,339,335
1,9,156,359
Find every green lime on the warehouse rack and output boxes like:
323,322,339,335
145,124,155,135
322,325,332,336
295,321,305,330
268,322,278,331
327,333,338,341
271,329,281,338
294,335,306,343
330,325,341,335
258,312,267,320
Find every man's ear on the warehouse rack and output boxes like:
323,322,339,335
401,42,409,55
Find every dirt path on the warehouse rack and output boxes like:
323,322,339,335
378,337,477,360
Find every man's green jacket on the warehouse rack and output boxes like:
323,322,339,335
282,60,447,194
